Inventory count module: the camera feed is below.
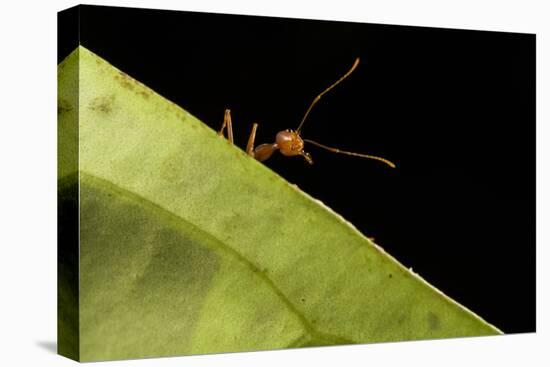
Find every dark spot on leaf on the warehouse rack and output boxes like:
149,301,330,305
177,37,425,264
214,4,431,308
388,273,393,278
120,78,134,91
301,298,305,303
58,99,72,114
116,71,135,90
115,71,155,101
427,311,440,330
89,95,115,113
138,90,150,100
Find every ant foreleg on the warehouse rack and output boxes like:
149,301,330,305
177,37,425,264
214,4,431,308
218,109,234,144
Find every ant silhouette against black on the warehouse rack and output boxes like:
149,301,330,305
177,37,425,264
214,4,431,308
218,57,396,168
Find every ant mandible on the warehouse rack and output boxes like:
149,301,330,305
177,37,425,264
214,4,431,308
218,57,396,168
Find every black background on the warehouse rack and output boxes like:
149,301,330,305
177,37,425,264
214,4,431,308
59,5,535,334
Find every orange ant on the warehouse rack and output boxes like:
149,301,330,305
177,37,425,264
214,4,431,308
218,58,396,168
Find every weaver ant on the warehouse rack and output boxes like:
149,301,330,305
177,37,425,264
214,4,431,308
218,57,396,168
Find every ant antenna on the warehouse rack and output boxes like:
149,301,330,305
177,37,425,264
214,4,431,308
296,57,360,134
303,138,396,168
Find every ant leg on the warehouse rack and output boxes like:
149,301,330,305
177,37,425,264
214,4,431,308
246,122,278,161
218,109,234,144
246,123,258,156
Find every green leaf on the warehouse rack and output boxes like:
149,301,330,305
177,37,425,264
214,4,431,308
58,46,501,362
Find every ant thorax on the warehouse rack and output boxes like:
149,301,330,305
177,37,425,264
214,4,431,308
276,130,305,157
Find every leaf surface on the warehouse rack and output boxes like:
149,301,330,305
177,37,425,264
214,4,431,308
58,46,501,362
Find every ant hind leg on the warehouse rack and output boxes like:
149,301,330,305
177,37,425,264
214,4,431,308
246,123,259,157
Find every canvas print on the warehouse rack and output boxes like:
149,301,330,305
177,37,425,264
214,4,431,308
57,5,535,362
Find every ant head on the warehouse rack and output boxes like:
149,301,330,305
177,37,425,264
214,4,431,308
276,129,313,164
